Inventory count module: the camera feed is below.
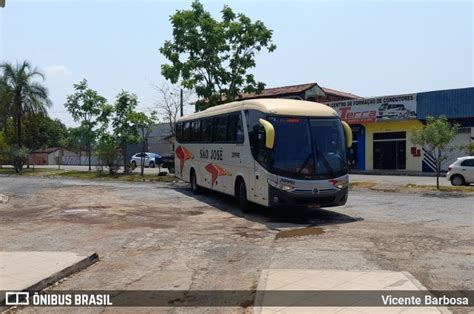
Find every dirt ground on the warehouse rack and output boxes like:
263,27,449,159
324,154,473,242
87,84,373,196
0,176,472,313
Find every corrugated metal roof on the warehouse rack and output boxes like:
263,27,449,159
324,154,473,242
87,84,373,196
417,87,474,119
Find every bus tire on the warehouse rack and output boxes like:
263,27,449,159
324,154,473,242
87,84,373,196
190,169,202,194
238,180,250,213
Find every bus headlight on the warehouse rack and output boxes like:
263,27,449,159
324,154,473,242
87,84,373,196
328,179,347,190
267,179,294,192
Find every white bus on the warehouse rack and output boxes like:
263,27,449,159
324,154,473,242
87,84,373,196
174,98,353,212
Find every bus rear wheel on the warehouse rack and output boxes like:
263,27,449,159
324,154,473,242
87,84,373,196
238,180,250,213
190,170,202,194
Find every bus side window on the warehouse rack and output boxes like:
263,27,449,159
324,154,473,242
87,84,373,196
227,113,244,143
175,123,183,142
201,119,213,142
214,116,228,142
183,122,191,142
245,110,266,161
236,113,244,143
191,120,201,142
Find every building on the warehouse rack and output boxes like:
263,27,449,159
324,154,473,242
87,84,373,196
238,82,361,103
30,147,79,165
126,122,175,160
325,87,474,172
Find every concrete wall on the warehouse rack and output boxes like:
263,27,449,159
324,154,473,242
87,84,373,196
364,120,424,171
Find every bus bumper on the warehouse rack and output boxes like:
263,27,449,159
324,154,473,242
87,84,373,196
268,186,348,208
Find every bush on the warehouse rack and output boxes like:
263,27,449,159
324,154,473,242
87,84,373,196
95,134,121,174
10,146,30,173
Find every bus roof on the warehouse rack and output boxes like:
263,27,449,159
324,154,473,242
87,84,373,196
177,98,338,122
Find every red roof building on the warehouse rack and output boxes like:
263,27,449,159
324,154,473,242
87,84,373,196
237,82,361,103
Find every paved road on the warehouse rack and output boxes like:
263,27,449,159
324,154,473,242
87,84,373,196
0,177,472,312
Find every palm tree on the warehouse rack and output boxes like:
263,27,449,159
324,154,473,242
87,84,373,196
0,61,51,148
0,75,11,133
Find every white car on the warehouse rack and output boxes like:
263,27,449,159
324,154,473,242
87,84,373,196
446,156,474,186
130,152,161,168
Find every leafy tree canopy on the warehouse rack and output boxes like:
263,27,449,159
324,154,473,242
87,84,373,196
411,116,458,189
160,0,276,110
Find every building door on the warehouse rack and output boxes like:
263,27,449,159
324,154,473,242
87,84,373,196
373,132,406,170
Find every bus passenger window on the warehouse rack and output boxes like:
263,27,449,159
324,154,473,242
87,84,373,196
236,114,244,143
245,110,266,161
175,123,183,142
201,119,213,142
226,113,244,143
183,122,191,142
214,116,227,142
191,120,201,142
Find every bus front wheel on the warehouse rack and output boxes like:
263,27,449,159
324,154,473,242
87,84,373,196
238,180,250,213
190,170,202,194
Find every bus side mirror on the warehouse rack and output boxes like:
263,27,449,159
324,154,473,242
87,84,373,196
341,121,353,148
258,118,275,149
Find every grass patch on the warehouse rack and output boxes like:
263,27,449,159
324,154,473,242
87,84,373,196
349,182,377,189
405,184,474,193
0,167,179,183
51,170,178,183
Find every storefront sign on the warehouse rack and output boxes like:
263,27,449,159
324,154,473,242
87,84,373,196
327,94,417,124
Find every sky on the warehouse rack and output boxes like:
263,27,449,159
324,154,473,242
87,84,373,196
0,0,472,127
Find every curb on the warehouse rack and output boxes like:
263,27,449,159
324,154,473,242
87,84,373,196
0,252,99,309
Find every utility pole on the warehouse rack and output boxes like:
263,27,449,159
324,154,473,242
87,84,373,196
180,88,183,117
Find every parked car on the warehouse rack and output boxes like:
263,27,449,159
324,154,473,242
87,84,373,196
130,152,162,168
446,156,474,186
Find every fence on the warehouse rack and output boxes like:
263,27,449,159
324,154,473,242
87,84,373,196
61,156,101,166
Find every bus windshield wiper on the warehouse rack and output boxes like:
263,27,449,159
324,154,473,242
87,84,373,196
313,142,335,178
296,153,313,175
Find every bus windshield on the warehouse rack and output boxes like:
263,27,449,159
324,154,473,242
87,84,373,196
268,117,347,179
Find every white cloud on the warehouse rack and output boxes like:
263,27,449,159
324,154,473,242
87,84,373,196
43,65,72,78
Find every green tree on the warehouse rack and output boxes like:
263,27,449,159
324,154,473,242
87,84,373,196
0,61,51,148
0,131,9,166
0,61,51,172
112,91,140,173
160,0,276,110
459,142,474,156
68,126,88,165
130,111,157,176
22,114,68,150
95,133,121,174
411,116,459,189
65,79,110,171
0,75,12,133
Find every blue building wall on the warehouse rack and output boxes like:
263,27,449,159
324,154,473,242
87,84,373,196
417,87,474,120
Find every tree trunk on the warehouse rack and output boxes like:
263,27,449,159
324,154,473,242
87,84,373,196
17,110,22,148
141,141,145,177
88,142,92,171
140,128,146,177
436,161,440,190
123,141,128,173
